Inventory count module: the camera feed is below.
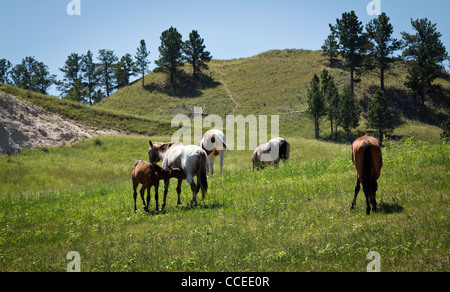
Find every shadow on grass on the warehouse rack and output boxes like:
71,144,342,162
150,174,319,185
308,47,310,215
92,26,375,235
144,71,221,98
144,201,224,216
378,202,404,214
177,201,224,212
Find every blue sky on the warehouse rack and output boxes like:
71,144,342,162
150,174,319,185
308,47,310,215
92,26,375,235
1,0,449,96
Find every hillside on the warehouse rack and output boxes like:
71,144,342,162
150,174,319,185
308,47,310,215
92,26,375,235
0,91,119,155
0,84,173,138
98,49,450,142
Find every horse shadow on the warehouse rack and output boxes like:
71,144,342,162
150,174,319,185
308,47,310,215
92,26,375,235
140,201,224,216
176,201,224,212
377,201,404,214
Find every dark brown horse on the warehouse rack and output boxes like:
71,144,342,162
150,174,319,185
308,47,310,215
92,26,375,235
351,135,383,215
132,161,184,212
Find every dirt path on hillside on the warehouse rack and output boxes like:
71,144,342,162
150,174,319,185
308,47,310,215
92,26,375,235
0,91,118,155
216,71,239,113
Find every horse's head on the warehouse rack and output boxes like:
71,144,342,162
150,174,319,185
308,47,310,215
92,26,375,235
148,141,160,163
148,141,175,164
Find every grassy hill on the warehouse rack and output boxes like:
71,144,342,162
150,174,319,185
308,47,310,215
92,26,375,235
97,49,450,142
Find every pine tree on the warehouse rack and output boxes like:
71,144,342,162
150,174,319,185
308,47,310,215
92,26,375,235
307,74,327,139
59,53,84,101
321,27,339,63
10,57,55,94
366,13,402,93
331,11,367,93
81,50,98,105
338,86,361,141
184,30,212,80
97,49,118,97
404,62,425,112
366,89,394,145
402,18,448,104
0,59,12,84
321,69,340,139
135,39,150,87
155,27,184,86
33,61,56,95
115,53,137,89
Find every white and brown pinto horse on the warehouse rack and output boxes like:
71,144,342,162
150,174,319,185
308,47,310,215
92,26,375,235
351,135,383,215
252,137,290,170
201,129,229,176
148,141,208,210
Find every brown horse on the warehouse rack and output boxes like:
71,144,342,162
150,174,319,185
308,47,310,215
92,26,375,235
132,160,184,212
351,135,383,215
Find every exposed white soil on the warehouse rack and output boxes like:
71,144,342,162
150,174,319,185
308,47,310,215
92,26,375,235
0,91,118,155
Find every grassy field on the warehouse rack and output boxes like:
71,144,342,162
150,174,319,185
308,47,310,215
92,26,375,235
1,49,448,272
0,135,448,272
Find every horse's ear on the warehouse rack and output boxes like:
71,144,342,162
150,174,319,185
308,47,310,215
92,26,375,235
149,140,153,148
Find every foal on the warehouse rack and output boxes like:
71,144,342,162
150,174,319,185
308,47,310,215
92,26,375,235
132,161,183,212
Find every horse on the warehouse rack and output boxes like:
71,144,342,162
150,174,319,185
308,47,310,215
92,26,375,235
148,141,208,210
252,138,290,171
131,160,184,212
201,129,229,176
351,135,383,215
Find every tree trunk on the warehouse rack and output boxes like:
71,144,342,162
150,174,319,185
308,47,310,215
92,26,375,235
170,67,175,87
335,123,338,140
315,118,320,140
379,128,383,147
380,67,385,93
193,59,197,80
330,115,334,138
142,72,145,87
350,67,355,93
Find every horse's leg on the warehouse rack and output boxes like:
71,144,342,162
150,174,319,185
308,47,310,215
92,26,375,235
210,155,216,175
351,178,361,210
187,174,198,206
154,181,160,211
145,186,151,213
371,181,378,212
161,179,170,211
139,186,147,211
133,181,138,212
219,152,225,175
365,193,371,215
176,178,183,206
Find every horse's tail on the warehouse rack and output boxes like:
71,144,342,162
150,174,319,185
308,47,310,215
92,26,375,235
198,150,208,200
362,141,373,193
280,140,290,161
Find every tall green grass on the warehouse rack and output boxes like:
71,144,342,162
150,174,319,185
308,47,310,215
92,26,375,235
0,136,448,271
